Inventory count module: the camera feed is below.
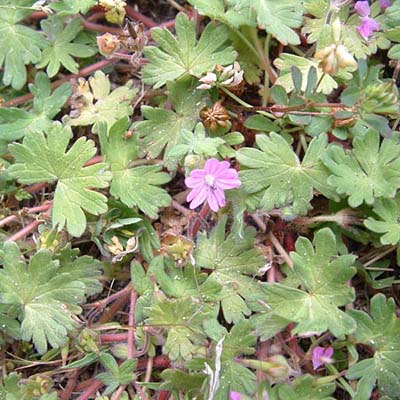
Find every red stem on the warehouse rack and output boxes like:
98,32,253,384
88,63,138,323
100,333,128,343
0,202,52,228
60,369,81,400
125,5,157,28
128,290,138,359
76,379,104,400
6,220,44,242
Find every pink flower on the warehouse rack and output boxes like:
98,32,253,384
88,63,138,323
230,392,243,400
185,158,241,212
380,0,391,9
358,16,381,39
354,1,381,39
312,346,334,370
354,1,370,17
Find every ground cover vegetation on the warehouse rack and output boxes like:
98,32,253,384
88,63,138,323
1,0,400,399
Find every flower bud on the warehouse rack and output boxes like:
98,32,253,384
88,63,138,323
97,33,121,58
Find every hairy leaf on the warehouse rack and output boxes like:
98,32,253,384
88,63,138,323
237,133,337,215
262,228,357,337
0,72,72,143
97,353,136,396
143,12,236,88
232,0,304,45
134,79,205,170
0,0,47,89
37,16,96,77
9,123,112,237
347,294,400,399
99,119,171,219
0,242,102,354
195,217,265,323
63,71,137,133
322,129,400,207
49,0,97,15
364,194,400,245
269,375,336,400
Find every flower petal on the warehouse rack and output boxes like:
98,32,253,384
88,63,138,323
188,186,208,209
355,1,370,17
207,190,220,211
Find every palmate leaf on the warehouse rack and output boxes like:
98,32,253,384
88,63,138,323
274,54,341,95
99,119,171,219
204,320,256,399
364,194,400,245
237,133,337,215
97,353,136,396
195,217,265,323
268,375,336,400
0,72,72,143
0,0,48,89
231,0,304,45
37,16,96,78
146,295,209,361
0,242,102,354
63,71,138,133
346,294,400,399
8,123,112,237
322,129,400,207
49,0,97,15
262,228,357,337
134,79,206,170
143,12,236,88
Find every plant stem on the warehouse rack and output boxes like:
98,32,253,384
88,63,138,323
220,86,253,108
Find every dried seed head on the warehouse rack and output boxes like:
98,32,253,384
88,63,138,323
200,101,230,131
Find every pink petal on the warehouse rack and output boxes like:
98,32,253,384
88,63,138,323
185,176,205,188
188,186,208,209
214,187,226,207
358,16,381,39
207,190,220,212
204,158,229,175
355,1,370,17
230,392,242,400
216,178,241,190
190,169,207,179
323,347,334,359
380,0,391,9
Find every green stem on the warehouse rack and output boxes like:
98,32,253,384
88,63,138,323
325,364,355,397
220,86,253,108
262,34,272,107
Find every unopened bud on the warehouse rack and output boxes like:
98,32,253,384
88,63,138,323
97,33,121,58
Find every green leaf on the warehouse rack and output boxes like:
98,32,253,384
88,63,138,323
237,133,337,215
134,79,206,170
97,353,136,396
37,16,96,78
49,0,97,15
347,294,400,399
262,228,357,337
195,217,265,323
274,54,340,95
0,72,72,142
364,194,400,245
146,295,209,361
0,0,47,89
271,375,336,400
322,130,400,207
187,0,253,27
204,320,256,399
9,123,112,237
143,12,236,88
63,71,138,133
168,122,225,160
99,119,171,219
0,242,102,354
232,0,304,45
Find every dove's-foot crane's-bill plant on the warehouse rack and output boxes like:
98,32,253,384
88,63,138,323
1,0,400,399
